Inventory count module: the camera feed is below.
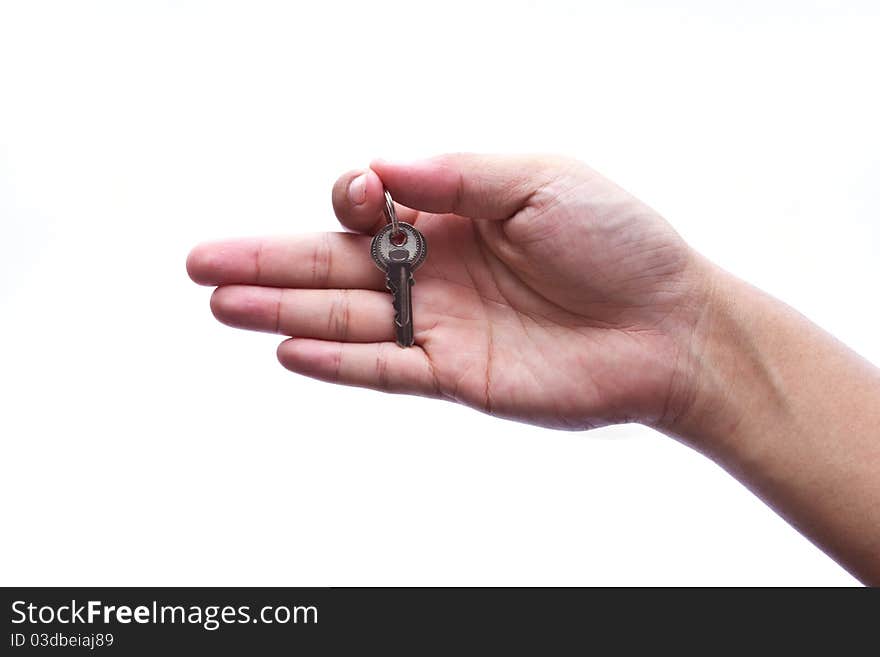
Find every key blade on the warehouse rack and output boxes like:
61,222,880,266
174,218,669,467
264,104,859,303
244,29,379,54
395,264,410,327
388,262,414,347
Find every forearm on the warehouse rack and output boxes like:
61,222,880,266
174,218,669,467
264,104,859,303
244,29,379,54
666,264,880,584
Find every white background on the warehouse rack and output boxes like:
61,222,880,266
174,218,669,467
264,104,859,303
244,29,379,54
1,1,877,586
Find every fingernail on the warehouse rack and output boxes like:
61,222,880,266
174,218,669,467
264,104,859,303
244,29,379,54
348,173,367,205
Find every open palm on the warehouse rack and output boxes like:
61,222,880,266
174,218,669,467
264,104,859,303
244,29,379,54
187,155,710,430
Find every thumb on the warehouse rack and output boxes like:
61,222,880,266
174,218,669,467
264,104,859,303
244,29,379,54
370,153,564,220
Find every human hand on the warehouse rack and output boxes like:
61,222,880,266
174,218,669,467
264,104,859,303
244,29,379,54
187,154,713,431
187,153,880,583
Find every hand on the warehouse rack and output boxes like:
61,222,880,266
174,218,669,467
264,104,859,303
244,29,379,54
188,154,880,581
187,154,712,430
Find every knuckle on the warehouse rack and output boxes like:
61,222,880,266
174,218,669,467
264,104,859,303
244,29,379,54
329,289,351,341
311,233,333,287
330,342,344,384
375,342,392,392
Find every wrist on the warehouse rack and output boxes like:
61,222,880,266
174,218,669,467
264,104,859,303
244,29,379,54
656,261,790,462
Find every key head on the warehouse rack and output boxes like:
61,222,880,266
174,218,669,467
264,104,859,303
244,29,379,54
371,222,427,272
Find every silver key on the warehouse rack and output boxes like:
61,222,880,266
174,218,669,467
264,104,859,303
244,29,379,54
371,220,427,347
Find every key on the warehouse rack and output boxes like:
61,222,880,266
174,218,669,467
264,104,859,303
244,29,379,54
371,220,427,347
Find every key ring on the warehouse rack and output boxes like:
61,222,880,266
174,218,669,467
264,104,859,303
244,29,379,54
383,188,401,239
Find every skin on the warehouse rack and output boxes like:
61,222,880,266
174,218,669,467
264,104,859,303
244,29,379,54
187,154,880,584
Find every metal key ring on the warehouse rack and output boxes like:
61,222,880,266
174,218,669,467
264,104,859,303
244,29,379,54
383,188,401,239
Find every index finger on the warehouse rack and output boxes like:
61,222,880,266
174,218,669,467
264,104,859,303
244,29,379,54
186,232,386,290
